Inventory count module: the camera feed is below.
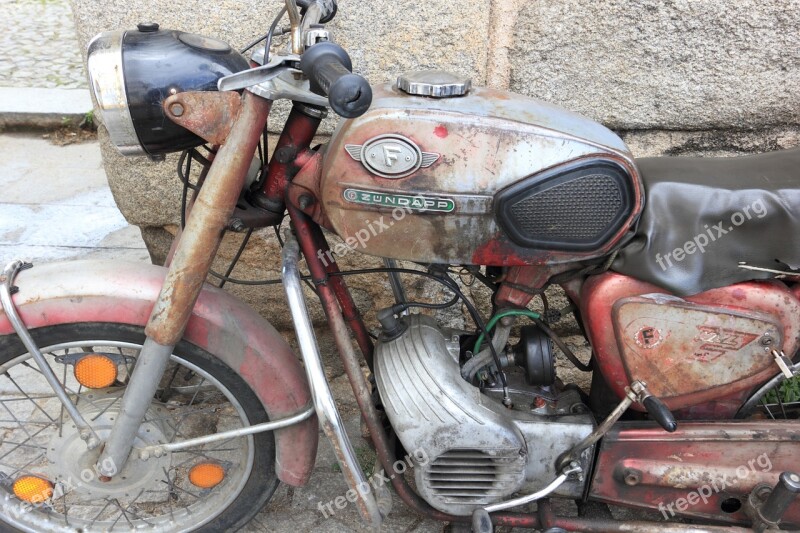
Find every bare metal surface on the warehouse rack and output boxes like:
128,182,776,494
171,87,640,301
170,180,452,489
284,0,303,54
321,84,642,266
96,337,174,475
163,91,242,145
138,405,314,457
249,69,329,107
484,463,580,512
397,70,472,97
374,314,594,515
282,234,384,529
0,259,100,448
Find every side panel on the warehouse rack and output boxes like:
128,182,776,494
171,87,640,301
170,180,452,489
0,260,318,487
582,273,800,414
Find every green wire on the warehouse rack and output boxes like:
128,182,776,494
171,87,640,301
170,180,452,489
473,309,542,354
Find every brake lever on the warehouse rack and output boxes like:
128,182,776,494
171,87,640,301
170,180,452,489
217,53,301,92
249,71,329,107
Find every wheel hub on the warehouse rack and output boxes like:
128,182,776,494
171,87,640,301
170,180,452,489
46,389,172,501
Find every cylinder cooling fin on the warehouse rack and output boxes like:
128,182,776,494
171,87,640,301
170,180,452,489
495,159,635,252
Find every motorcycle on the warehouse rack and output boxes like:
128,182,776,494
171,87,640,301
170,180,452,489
0,0,798,530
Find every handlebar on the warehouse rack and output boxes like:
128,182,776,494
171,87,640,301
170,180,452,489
300,42,372,118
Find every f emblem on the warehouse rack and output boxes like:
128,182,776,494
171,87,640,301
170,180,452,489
344,134,441,178
383,145,402,167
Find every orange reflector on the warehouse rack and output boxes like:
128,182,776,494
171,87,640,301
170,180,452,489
189,463,225,489
13,476,53,503
74,354,118,389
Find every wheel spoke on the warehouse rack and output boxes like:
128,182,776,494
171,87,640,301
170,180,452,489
0,337,255,531
2,372,56,423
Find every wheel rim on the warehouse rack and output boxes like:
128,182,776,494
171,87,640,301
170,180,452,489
736,361,800,420
0,339,255,532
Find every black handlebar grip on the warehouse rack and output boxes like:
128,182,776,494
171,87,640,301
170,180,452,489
643,395,678,433
300,42,372,118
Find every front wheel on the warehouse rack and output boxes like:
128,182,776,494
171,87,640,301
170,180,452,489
0,322,279,532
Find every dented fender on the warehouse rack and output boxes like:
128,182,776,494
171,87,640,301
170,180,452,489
0,260,318,487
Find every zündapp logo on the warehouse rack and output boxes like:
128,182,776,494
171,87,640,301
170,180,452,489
343,189,455,213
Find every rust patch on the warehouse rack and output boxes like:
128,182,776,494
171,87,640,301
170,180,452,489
591,422,800,527
163,91,242,145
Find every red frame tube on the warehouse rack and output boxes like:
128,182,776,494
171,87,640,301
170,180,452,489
255,105,322,213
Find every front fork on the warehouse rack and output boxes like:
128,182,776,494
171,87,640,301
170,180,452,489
96,91,272,476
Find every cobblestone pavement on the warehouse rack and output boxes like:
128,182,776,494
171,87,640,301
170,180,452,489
0,0,87,88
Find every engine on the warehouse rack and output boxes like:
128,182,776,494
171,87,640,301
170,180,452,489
373,314,595,516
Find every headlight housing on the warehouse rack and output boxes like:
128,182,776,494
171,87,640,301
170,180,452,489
87,24,249,158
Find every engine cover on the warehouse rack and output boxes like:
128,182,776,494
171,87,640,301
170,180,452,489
318,82,643,267
582,273,800,414
374,314,594,515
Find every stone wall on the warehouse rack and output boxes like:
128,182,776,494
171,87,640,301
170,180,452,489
69,0,800,351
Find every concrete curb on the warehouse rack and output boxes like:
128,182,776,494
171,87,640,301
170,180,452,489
0,87,93,130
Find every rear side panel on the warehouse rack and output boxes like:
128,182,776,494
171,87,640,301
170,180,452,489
319,84,643,266
582,273,800,414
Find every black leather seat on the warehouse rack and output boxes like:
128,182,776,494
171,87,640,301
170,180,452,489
613,149,800,296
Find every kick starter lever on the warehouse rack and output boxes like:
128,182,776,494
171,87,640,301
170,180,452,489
556,380,676,471
638,385,678,432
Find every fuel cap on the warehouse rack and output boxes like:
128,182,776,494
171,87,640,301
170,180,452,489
397,70,471,98
137,22,160,33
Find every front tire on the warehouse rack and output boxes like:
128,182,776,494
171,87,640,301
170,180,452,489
0,322,279,532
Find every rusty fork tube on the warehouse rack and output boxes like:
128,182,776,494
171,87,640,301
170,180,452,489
96,91,272,476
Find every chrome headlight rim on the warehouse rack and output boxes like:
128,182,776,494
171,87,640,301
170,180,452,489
87,30,146,157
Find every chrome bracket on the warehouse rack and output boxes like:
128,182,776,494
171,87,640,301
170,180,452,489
773,350,797,379
0,260,101,449
282,234,384,529
137,405,314,459
218,53,301,91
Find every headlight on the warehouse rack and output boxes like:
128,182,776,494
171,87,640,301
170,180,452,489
87,24,249,158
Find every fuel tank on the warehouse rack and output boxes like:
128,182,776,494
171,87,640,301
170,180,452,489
318,79,644,266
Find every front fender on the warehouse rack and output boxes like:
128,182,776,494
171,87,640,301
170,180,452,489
0,260,318,487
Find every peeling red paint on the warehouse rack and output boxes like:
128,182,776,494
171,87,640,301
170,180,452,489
582,272,800,415
3,260,319,487
471,237,529,266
